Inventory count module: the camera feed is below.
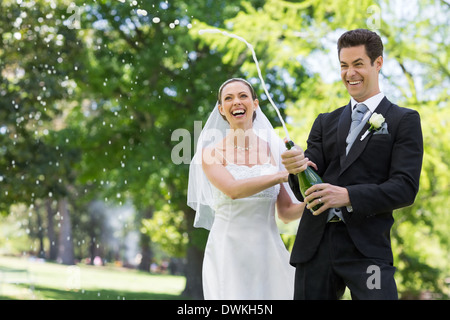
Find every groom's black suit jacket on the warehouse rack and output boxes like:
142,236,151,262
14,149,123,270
289,97,423,264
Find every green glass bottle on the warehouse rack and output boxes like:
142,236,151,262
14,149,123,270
285,139,323,212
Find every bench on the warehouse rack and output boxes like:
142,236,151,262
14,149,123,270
0,267,34,295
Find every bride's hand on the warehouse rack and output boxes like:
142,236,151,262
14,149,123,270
277,170,289,183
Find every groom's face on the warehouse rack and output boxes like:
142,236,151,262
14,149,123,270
339,45,383,102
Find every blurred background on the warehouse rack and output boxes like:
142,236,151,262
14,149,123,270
0,0,448,300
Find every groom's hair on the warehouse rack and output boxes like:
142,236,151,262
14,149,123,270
337,29,383,65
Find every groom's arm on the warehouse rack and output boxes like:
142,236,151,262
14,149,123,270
346,110,423,221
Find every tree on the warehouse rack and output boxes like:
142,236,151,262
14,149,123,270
67,0,266,298
0,0,87,264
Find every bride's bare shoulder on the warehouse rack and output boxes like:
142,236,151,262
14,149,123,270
202,140,227,166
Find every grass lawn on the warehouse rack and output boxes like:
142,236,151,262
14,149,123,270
0,255,187,300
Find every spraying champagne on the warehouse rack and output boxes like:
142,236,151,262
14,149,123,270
198,29,323,212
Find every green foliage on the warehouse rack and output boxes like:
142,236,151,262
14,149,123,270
0,0,82,212
141,205,188,257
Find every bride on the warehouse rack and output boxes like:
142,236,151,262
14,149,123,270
188,78,306,299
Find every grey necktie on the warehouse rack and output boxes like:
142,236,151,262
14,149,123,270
346,103,368,155
326,104,368,223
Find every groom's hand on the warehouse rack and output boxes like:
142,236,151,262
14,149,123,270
304,183,351,216
281,143,317,174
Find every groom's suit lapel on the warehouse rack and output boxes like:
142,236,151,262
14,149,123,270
338,97,392,176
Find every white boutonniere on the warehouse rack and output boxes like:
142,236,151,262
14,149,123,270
360,113,386,141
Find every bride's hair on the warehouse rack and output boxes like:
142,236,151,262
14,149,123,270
217,78,257,122
217,78,257,102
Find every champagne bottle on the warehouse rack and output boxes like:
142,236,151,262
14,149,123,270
285,139,323,212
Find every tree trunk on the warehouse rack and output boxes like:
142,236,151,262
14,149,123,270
138,207,153,272
182,208,207,300
139,233,152,272
57,197,75,265
46,198,58,261
182,243,204,299
89,235,96,265
33,202,46,259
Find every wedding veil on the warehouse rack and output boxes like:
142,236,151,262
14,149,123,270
187,84,298,230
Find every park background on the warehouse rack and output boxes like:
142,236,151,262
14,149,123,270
0,0,448,300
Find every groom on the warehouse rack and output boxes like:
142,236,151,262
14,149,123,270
281,29,423,299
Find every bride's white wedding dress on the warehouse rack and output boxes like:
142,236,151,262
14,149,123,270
202,162,295,300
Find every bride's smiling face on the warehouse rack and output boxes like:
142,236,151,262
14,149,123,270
218,81,258,130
